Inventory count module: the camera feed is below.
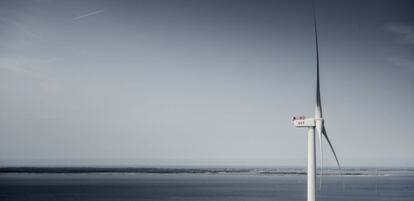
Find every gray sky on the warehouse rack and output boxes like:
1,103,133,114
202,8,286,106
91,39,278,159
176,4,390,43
0,0,413,167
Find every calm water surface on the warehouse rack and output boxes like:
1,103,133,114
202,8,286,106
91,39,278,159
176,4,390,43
1,173,413,201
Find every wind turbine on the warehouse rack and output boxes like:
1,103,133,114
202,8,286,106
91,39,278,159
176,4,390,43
291,2,341,201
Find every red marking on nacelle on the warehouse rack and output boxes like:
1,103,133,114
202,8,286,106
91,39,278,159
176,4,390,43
293,116,306,121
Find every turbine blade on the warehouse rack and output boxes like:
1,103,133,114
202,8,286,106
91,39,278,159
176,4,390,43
322,126,341,171
313,1,323,117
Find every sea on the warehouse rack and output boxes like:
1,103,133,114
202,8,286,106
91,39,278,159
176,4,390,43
0,167,413,201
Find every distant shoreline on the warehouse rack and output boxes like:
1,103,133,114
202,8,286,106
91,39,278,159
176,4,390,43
1,167,412,176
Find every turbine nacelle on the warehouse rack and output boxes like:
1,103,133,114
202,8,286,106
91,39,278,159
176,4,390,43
292,116,320,128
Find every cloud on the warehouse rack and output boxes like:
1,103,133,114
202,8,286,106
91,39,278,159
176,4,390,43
0,57,63,93
386,24,414,44
388,56,414,74
385,24,414,74
72,9,105,21
0,57,49,77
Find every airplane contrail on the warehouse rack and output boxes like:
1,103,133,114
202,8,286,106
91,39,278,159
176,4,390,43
72,9,105,20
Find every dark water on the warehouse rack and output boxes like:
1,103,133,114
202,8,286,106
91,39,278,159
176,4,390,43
1,173,413,201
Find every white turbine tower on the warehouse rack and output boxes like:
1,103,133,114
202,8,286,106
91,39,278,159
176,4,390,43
292,2,341,201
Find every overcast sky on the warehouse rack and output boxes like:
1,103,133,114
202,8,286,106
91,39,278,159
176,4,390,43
0,0,413,167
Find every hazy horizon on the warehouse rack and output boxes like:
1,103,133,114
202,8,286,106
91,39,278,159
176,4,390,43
1,0,414,167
